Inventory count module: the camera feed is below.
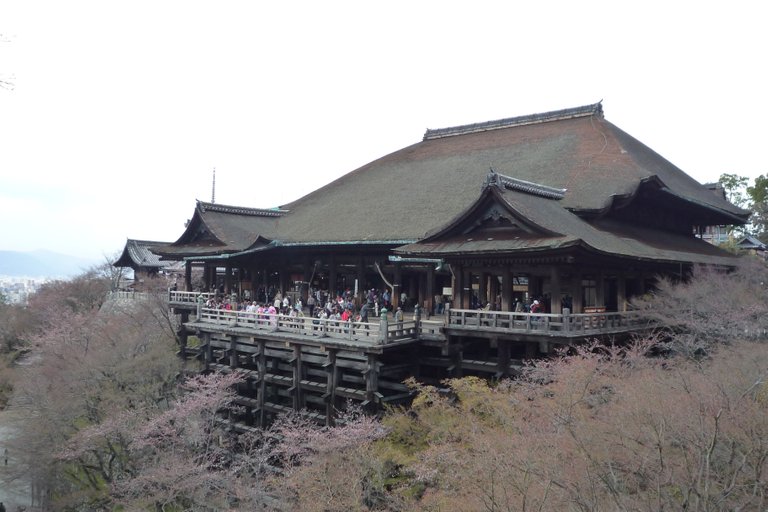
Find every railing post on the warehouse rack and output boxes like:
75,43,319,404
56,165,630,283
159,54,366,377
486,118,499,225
378,308,389,344
563,308,570,333
196,294,204,321
414,305,421,337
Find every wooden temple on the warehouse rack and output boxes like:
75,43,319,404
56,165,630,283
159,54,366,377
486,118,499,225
143,102,748,427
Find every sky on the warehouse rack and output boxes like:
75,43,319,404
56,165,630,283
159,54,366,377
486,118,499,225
1,1,766,261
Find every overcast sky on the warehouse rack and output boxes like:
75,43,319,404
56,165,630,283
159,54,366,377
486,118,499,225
1,1,766,261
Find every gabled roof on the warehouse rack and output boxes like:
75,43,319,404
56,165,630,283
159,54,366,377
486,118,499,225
274,102,748,245
156,103,749,263
736,235,767,250
153,201,286,258
113,239,175,269
396,179,740,266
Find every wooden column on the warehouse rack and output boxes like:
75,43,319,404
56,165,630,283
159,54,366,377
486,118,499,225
257,340,267,427
303,257,313,304
425,266,435,316
489,273,499,310
291,345,304,410
596,272,605,308
393,262,402,308
356,255,365,305
184,262,192,291
229,335,238,368
452,264,463,310
501,268,512,311
178,311,189,359
550,267,562,314
572,273,583,313
497,339,510,378
262,267,269,302
365,353,380,410
329,254,337,298
250,267,258,301
203,333,212,371
478,272,488,308
324,349,339,426
617,275,627,312
462,269,472,309
224,264,233,295
278,268,288,299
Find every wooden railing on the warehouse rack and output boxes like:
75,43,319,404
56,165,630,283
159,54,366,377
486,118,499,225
169,290,216,305
194,307,417,345
447,308,651,335
107,290,154,301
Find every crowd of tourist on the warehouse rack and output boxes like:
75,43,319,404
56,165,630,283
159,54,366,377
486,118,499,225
200,286,409,324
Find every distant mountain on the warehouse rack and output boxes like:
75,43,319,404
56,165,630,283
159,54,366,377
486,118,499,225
0,250,100,278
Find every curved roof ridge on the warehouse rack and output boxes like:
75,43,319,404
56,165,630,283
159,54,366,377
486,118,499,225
424,101,603,140
197,200,288,217
488,170,567,199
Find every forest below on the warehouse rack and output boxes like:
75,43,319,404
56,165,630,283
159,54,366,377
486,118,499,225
0,258,767,511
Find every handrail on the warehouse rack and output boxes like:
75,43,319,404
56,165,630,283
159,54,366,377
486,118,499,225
446,308,651,334
169,290,217,305
188,305,654,345
194,307,418,345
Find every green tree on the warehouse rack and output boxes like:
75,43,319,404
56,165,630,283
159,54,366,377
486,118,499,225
747,174,768,242
719,173,750,208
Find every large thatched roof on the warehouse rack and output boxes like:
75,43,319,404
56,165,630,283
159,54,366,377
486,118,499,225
155,103,748,266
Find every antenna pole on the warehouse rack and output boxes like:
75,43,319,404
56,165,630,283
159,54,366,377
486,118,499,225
211,167,216,204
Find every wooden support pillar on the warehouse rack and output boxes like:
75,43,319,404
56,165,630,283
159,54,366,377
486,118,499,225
425,266,435,316
178,311,189,359
462,269,472,309
250,268,258,301
478,272,488,308
450,340,464,378
224,264,233,295
184,262,192,291
497,338,511,378
596,272,605,308
550,267,562,315
489,273,499,310
329,254,337,298
324,349,339,426
501,268,512,311
291,345,304,410
257,340,266,427
393,262,402,308
617,275,627,312
262,267,269,302
278,268,288,298
229,335,238,368
204,333,212,371
300,258,311,304
572,273,583,313
365,353,380,409
452,264,462,311
356,255,365,305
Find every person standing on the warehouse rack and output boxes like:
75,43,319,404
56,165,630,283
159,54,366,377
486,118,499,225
307,295,316,317
395,306,404,335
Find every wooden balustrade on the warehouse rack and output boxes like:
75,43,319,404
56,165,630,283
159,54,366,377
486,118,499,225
194,307,418,345
446,308,651,335
169,290,216,305
189,305,652,347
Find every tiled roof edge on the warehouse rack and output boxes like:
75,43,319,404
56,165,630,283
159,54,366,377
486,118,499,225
424,102,603,140
198,201,288,217
485,169,566,199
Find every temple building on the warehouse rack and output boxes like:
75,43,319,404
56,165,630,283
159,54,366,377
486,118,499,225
144,102,748,426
